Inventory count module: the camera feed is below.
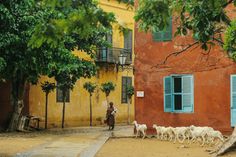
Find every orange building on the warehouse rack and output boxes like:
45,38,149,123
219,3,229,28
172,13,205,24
134,5,236,133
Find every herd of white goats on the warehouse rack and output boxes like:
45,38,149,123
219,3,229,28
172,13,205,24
133,121,225,146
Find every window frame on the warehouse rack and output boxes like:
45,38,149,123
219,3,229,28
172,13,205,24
152,17,172,42
164,74,194,113
56,87,70,103
121,76,132,104
124,29,133,61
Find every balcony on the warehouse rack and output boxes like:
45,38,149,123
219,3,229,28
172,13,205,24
96,47,132,65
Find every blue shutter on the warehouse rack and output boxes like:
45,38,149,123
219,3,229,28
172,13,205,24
163,17,172,41
164,76,172,112
152,17,172,42
230,75,236,126
152,32,163,42
182,75,194,112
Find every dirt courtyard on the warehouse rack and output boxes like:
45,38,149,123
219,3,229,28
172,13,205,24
95,138,236,157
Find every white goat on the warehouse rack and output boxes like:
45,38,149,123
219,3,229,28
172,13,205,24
206,130,224,145
189,125,214,146
133,121,147,139
172,127,190,143
153,124,162,139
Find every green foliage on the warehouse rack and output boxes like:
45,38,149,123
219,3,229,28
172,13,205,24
126,86,134,99
224,20,236,61
0,58,6,72
83,82,97,96
29,0,116,57
41,81,56,94
0,0,114,131
101,81,116,97
135,0,171,32
116,0,134,6
135,0,234,51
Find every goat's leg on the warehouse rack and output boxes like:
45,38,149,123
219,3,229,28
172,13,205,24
173,134,178,144
169,134,173,141
200,136,205,147
135,131,139,138
178,134,185,143
190,136,195,145
142,130,146,139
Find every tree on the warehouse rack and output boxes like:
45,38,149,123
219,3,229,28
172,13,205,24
41,81,56,129
49,50,96,128
0,0,57,131
101,82,116,106
0,0,115,131
83,82,97,126
126,86,134,124
134,0,236,62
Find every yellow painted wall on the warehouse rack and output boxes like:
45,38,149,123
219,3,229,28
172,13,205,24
29,0,135,128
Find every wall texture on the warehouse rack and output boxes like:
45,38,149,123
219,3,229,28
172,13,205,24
134,6,236,133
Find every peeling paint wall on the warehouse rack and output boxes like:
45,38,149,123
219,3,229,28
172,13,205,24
134,5,236,133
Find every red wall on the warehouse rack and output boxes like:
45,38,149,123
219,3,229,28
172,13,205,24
134,17,235,134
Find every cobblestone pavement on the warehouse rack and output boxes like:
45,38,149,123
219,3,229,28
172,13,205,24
0,125,134,157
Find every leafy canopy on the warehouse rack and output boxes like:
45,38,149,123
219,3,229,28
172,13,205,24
0,0,115,86
29,0,115,56
41,81,56,94
135,0,236,56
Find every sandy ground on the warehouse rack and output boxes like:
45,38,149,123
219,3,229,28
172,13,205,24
0,130,102,157
95,138,236,157
0,134,51,157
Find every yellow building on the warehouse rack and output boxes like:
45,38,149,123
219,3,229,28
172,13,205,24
28,0,135,128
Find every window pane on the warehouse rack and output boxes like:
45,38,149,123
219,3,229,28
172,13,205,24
56,88,70,103
121,77,132,103
174,77,182,93
174,95,182,110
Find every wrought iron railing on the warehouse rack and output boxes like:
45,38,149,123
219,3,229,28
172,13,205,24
96,47,132,65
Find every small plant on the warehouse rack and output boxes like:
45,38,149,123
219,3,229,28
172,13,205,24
83,82,97,96
101,81,116,105
41,81,56,129
83,82,97,126
127,86,134,99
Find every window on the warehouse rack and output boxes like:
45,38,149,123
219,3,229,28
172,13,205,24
99,31,113,62
56,87,70,103
152,17,172,42
122,77,132,103
124,29,133,62
164,75,194,113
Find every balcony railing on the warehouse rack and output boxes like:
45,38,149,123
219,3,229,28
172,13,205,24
96,47,132,65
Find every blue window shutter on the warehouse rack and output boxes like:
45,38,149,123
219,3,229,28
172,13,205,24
153,17,172,42
231,75,236,126
164,76,172,112
152,32,163,42
163,17,172,41
182,75,194,112
231,75,236,102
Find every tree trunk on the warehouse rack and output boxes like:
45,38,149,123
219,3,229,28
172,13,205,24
89,94,92,127
7,79,26,132
106,96,109,107
61,92,66,128
127,98,131,125
215,127,236,156
45,93,48,129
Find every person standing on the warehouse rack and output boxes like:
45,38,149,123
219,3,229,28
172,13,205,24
106,102,117,130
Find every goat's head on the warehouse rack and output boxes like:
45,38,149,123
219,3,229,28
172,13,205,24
152,124,157,128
